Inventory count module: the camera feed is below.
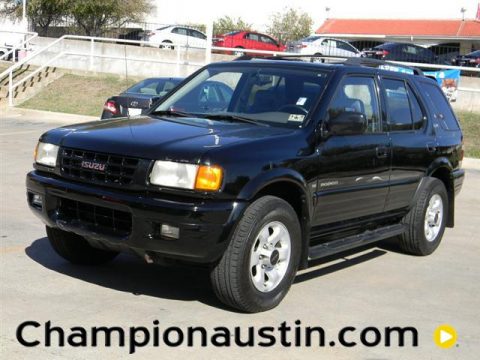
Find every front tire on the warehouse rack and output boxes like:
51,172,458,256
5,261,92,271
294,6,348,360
399,178,448,256
210,196,301,313
46,226,119,265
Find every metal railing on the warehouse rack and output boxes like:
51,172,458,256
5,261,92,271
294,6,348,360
0,30,38,62
2,32,479,107
2,34,296,107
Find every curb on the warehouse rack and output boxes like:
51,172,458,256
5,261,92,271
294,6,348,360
463,158,480,171
3,107,98,124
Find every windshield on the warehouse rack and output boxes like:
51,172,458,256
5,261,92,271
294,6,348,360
125,78,182,96
303,36,322,43
153,65,328,128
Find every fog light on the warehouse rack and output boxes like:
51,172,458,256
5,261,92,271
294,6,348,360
161,224,180,239
31,194,43,209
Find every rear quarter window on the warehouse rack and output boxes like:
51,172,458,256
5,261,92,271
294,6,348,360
417,81,460,131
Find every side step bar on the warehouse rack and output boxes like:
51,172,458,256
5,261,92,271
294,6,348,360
308,224,406,260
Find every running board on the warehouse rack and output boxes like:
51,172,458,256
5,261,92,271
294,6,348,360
308,224,406,260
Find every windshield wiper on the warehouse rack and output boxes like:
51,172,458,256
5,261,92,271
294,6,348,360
150,109,193,117
201,113,268,126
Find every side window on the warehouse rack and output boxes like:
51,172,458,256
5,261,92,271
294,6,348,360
383,79,413,131
418,81,460,130
190,30,206,39
403,45,418,55
328,76,381,133
338,41,356,53
260,35,276,45
172,27,187,36
406,84,425,130
247,33,259,41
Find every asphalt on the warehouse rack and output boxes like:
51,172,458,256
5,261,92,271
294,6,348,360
1,108,479,359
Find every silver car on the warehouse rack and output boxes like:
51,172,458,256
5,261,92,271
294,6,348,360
288,36,361,58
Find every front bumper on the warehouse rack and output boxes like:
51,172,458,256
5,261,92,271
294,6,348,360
26,171,247,264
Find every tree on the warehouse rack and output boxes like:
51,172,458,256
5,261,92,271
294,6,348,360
69,0,151,37
0,0,68,36
213,16,252,36
266,7,313,44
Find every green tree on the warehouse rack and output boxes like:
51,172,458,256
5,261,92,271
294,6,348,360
69,0,151,37
266,7,313,44
213,16,252,36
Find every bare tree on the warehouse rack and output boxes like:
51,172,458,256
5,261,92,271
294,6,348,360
213,16,252,36
266,7,313,44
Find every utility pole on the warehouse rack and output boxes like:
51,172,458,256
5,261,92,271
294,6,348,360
22,0,28,30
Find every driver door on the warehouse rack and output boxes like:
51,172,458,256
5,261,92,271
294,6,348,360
312,75,391,226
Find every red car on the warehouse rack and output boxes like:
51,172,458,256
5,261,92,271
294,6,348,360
213,31,286,55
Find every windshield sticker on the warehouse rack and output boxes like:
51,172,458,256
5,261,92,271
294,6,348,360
296,97,307,106
288,114,305,122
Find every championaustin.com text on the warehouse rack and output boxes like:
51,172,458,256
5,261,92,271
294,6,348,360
16,320,419,354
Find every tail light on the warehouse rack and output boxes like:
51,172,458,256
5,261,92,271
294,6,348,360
475,58,480,64
146,31,156,37
376,50,389,57
103,100,118,114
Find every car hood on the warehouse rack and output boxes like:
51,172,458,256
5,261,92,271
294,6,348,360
41,115,295,162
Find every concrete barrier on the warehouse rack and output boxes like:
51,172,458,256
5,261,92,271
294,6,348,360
21,37,480,112
28,37,235,78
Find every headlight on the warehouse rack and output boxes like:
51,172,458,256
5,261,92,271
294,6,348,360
35,142,59,167
149,161,223,191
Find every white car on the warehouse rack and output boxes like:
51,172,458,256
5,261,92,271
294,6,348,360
288,36,361,58
143,25,207,49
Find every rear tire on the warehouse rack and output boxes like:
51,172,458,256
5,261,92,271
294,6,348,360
399,178,448,256
313,53,324,63
233,46,245,56
210,196,301,313
46,226,118,265
160,40,174,50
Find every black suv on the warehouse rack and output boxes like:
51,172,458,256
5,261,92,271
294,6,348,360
27,57,464,313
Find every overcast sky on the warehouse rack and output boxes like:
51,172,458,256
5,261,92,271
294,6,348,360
148,0,479,29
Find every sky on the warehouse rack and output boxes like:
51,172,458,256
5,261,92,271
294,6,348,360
148,0,480,30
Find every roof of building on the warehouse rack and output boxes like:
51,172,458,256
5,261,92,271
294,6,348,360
316,19,480,39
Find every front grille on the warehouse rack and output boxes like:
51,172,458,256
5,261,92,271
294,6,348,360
60,148,139,186
58,198,132,236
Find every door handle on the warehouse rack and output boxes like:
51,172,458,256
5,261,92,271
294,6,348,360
376,146,388,159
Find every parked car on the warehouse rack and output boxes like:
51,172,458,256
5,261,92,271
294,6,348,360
287,36,361,58
362,42,438,64
213,31,285,55
143,25,207,49
28,57,464,313
451,50,480,67
101,77,183,119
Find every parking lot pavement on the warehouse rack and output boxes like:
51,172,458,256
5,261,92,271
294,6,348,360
1,113,479,359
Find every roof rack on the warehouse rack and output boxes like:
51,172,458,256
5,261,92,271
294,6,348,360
233,54,424,76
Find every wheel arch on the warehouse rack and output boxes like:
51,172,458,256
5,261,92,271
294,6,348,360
426,159,455,227
238,169,312,270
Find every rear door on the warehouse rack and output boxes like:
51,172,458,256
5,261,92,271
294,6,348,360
260,34,280,52
313,74,391,226
380,76,435,211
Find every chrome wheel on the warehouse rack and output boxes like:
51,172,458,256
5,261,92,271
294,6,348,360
249,221,291,293
424,194,443,242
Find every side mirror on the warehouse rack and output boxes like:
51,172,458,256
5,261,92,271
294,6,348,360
326,111,367,136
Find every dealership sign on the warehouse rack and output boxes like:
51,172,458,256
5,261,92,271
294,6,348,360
424,69,461,102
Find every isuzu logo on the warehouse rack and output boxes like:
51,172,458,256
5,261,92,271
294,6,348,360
81,161,106,172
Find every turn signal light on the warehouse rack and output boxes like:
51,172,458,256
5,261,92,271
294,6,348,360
195,165,223,191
